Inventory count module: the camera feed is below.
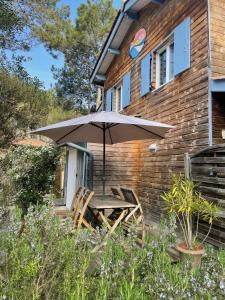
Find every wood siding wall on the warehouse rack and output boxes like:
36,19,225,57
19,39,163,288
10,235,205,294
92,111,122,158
210,0,225,78
89,142,141,195
90,0,210,222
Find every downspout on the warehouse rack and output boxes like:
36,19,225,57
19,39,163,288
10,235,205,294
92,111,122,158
207,0,213,146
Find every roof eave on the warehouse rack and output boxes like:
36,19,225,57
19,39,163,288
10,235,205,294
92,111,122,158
90,0,165,85
90,10,124,84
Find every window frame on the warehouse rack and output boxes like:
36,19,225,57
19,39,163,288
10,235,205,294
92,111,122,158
156,37,175,89
115,82,123,112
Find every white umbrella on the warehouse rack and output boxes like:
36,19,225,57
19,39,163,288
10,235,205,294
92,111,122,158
32,111,174,196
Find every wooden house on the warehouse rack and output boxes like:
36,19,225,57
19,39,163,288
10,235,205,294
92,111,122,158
89,0,225,242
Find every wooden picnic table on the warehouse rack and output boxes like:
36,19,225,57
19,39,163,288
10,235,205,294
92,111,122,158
88,195,136,210
88,194,136,240
87,189,146,252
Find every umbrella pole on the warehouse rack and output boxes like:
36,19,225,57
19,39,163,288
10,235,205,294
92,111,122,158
103,123,106,198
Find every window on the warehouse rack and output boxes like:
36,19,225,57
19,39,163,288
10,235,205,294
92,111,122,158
169,43,174,79
106,89,113,112
156,38,174,88
115,84,123,112
159,49,167,86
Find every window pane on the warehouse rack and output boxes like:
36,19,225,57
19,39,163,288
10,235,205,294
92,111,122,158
169,43,174,79
160,50,167,85
116,86,122,111
120,87,122,110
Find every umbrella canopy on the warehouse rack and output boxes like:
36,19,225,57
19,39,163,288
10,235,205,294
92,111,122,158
32,111,174,196
32,111,174,144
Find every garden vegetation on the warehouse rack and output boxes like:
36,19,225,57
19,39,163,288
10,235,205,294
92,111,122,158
0,203,225,300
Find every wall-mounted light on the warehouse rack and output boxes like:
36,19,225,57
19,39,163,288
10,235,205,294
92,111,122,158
149,144,158,153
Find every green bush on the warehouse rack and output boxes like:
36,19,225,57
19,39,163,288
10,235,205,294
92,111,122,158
0,204,225,300
0,145,59,213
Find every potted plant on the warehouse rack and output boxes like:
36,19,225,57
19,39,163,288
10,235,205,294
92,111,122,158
161,175,220,270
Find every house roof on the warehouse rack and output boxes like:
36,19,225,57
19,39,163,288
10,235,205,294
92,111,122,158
90,0,165,85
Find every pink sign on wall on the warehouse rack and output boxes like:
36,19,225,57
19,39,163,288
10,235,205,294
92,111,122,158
129,28,147,59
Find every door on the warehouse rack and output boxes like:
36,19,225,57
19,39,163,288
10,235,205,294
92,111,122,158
65,149,87,210
76,151,85,189
65,149,78,210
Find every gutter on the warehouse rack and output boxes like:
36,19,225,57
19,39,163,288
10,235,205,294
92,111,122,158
207,0,213,146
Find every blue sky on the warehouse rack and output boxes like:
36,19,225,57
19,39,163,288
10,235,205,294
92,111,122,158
12,0,121,89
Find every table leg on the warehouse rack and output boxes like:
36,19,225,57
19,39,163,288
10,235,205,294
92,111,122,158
99,211,112,230
105,209,128,237
92,209,128,253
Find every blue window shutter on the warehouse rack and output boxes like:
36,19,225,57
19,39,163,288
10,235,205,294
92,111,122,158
141,53,151,97
122,72,131,108
174,17,191,76
106,89,112,112
111,89,114,111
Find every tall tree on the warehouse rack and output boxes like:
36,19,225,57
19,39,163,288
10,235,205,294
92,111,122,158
0,57,50,147
0,0,79,147
35,0,117,111
0,0,25,50
0,0,70,51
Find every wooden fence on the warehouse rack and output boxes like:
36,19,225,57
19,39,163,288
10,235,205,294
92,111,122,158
187,144,225,248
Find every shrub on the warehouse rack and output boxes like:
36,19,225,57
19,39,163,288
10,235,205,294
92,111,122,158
161,175,220,250
0,204,225,300
0,145,59,213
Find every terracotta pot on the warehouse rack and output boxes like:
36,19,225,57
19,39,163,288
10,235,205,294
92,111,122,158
176,243,204,271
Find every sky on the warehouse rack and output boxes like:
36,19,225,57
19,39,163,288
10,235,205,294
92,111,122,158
12,0,122,89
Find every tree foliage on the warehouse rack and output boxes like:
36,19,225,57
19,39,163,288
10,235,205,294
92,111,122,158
36,0,116,56
46,90,82,124
0,53,80,147
0,0,25,50
0,0,116,113
0,0,116,148
0,145,59,213
37,0,117,111
0,57,50,147
0,0,69,51
53,47,97,111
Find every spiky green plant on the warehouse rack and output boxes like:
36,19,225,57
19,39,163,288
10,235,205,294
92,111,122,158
161,175,220,250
